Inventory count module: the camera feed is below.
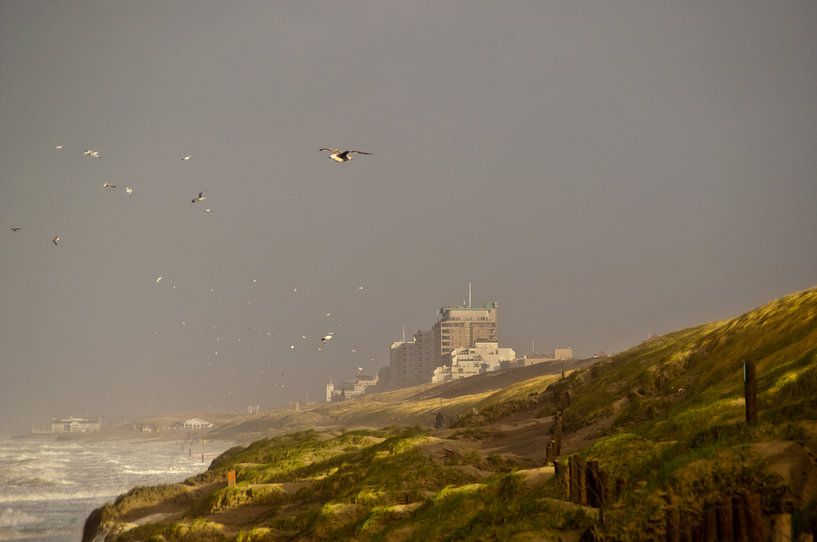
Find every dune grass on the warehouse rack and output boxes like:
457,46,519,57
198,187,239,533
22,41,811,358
91,287,817,541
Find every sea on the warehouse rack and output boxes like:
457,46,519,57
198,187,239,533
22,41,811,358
0,436,232,542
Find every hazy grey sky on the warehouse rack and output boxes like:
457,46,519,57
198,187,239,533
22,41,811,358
1,1,816,433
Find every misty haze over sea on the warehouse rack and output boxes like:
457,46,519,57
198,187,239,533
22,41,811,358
0,437,229,541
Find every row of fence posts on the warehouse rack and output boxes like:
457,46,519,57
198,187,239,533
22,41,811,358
545,387,570,464
546,360,807,541
553,454,792,541
553,455,611,509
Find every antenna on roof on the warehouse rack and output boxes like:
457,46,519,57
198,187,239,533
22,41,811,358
402,326,406,342
531,339,535,354
468,281,472,308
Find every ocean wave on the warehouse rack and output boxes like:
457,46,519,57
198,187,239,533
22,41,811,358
0,467,73,488
0,490,117,504
0,508,40,528
121,467,186,475
0,527,69,542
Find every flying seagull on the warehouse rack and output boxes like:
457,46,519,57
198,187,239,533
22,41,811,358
181,155,192,161
321,332,335,343
101,182,116,188
52,235,60,246
83,149,101,159
10,227,21,232
124,186,133,196
319,148,371,163
192,190,207,203
55,144,63,150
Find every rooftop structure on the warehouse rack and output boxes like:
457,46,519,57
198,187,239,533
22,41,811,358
326,372,379,402
431,342,516,384
46,416,102,433
381,295,499,390
180,418,213,430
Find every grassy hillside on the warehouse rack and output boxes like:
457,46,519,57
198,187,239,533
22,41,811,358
84,287,817,541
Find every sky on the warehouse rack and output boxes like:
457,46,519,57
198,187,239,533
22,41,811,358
1,1,816,433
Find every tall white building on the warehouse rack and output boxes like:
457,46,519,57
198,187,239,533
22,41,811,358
383,301,499,390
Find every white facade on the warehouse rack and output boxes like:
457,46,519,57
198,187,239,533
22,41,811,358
326,373,379,402
182,418,213,430
432,342,516,383
49,417,101,433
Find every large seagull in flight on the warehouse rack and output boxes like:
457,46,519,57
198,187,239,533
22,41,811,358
319,148,371,163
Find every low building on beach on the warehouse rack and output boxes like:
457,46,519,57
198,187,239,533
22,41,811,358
182,418,214,430
43,416,102,433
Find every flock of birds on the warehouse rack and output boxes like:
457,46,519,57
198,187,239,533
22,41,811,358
9,145,371,245
8,143,376,403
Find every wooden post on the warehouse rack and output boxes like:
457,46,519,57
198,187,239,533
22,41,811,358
733,493,749,542
680,510,692,542
703,505,718,542
666,505,680,542
615,477,626,500
599,470,610,505
227,469,236,487
556,459,568,499
716,496,734,542
771,514,791,542
743,491,764,542
569,456,580,504
554,412,563,456
586,460,600,507
545,440,555,464
743,360,758,425
576,456,587,506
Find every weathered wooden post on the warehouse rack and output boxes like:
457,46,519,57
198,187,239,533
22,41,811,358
545,440,555,464
733,492,749,542
554,459,567,499
554,411,563,456
576,456,587,506
666,505,681,542
703,504,718,542
716,496,734,542
771,514,792,542
679,510,692,542
569,455,580,504
743,491,764,542
615,477,626,500
598,470,610,505
743,360,758,425
586,460,601,507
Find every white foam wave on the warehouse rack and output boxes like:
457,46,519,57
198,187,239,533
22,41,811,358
0,490,118,504
122,467,185,475
0,467,72,487
0,527,68,542
0,508,40,528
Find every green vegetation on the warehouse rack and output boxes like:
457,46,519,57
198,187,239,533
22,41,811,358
86,287,817,541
